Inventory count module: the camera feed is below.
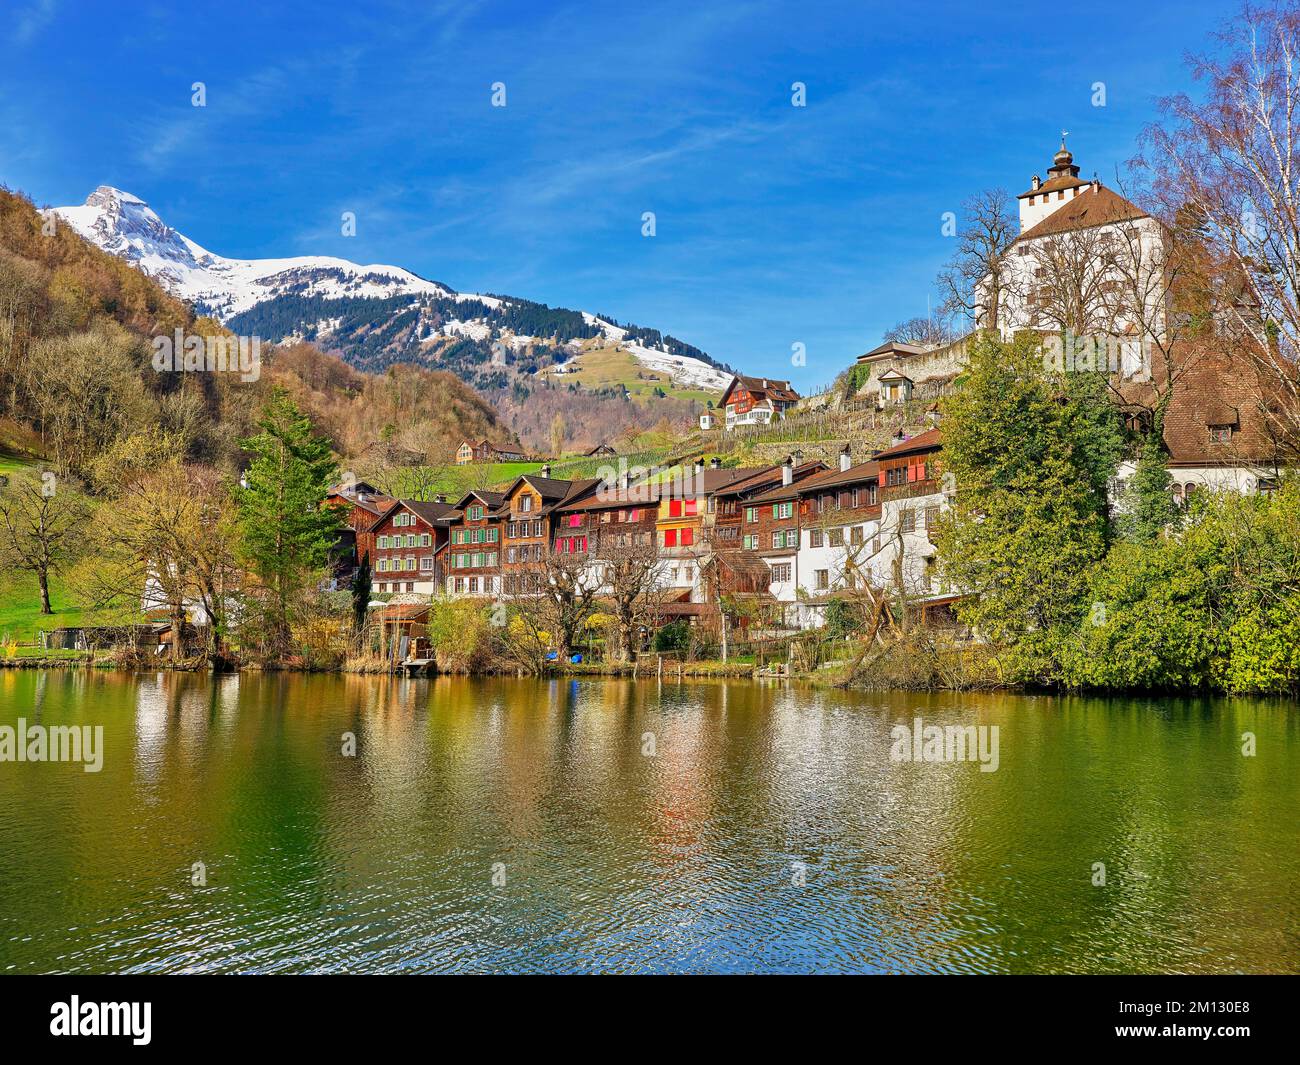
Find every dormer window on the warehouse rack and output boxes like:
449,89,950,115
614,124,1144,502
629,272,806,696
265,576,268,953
1209,425,1234,443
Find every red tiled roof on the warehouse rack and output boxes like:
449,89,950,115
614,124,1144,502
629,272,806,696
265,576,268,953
1015,184,1148,243
872,428,943,461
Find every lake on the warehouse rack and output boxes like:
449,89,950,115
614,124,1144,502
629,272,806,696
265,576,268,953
0,670,1296,973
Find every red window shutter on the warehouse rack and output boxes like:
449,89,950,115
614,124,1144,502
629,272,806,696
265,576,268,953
682,527,694,546
669,499,683,518
665,529,677,547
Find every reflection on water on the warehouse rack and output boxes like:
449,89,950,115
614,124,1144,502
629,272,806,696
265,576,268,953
0,670,1296,973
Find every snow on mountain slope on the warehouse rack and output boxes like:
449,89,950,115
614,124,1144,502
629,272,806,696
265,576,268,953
53,186,732,392
53,186,492,319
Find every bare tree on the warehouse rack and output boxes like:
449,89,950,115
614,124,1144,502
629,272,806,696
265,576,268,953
0,471,89,615
937,188,1021,331
1142,2,1300,449
597,531,670,662
882,313,961,349
515,547,601,661
1024,226,1121,336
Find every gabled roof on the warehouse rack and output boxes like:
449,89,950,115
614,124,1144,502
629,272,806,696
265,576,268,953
1015,184,1149,243
366,498,458,533
452,489,506,512
718,374,800,406
877,366,913,382
858,341,927,362
791,461,880,495
745,462,837,504
872,428,943,461
555,484,666,512
503,474,578,504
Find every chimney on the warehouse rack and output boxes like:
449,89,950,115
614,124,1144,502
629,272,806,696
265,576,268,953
694,459,705,476
762,378,769,389
840,445,852,472
541,464,551,478
709,457,721,470
1031,174,1041,190
869,448,883,459
782,455,793,486
792,449,804,466
435,494,447,504
619,470,630,491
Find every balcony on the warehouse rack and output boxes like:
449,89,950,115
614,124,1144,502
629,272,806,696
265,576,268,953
881,479,937,502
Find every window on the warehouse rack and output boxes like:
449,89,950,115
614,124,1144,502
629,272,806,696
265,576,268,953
924,505,940,529
772,532,782,549
518,495,532,512
469,505,484,520
901,510,916,534
809,529,824,548
772,502,793,519
784,530,798,549
420,557,433,572
829,528,844,547
885,467,906,487
378,535,389,549
664,528,678,548
469,577,479,593
815,569,829,591
681,527,694,547
421,533,431,546
669,499,684,518
770,563,791,583
850,526,864,546
377,558,389,572
743,534,758,550
1209,425,1234,443
745,507,758,523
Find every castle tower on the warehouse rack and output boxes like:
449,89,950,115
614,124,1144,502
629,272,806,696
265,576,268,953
1016,135,1092,232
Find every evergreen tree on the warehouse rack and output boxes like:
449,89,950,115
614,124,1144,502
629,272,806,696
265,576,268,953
237,388,341,655
934,334,1114,682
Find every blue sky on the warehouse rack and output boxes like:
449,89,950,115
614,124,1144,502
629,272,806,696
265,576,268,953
2,0,1234,388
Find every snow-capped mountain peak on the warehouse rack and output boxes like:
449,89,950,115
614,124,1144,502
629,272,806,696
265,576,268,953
52,187,733,392
54,186,464,319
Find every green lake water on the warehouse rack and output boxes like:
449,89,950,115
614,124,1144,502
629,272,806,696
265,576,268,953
0,670,1296,973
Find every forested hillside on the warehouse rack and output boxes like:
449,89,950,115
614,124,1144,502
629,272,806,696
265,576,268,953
0,186,511,478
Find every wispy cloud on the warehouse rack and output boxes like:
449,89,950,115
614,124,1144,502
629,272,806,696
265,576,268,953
11,0,57,45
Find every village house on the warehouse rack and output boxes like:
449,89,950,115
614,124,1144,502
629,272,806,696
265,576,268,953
444,489,507,596
501,470,602,595
368,498,457,595
548,481,666,599
652,460,769,605
735,456,832,624
455,438,527,465
869,429,949,609
792,448,884,628
325,480,395,571
718,374,800,430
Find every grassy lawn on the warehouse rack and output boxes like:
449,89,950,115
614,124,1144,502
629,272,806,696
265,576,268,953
0,568,83,645
0,449,36,479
